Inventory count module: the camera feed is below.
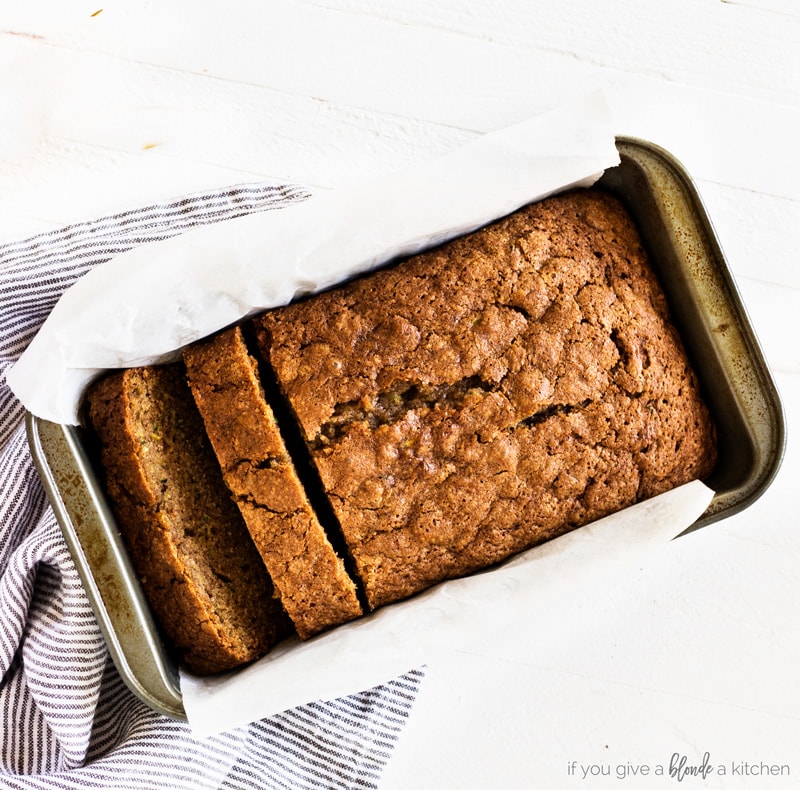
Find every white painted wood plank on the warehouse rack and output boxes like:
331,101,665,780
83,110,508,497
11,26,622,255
607,80,800,202
0,35,473,241
295,0,800,102
3,3,797,220
730,277,799,373
20,50,473,184
381,654,800,789
721,0,800,17
696,182,800,289
1,23,798,214
4,0,798,106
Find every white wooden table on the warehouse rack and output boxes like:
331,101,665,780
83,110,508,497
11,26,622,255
2,2,798,787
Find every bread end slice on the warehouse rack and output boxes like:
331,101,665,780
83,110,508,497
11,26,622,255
86,364,292,675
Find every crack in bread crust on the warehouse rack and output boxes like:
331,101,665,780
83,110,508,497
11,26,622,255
313,376,495,448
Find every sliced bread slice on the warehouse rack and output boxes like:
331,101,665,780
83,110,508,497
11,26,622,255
184,327,363,639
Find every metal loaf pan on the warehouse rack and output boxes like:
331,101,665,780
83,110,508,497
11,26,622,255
26,137,786,720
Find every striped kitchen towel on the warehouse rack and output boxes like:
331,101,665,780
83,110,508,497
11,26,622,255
0,185,424,789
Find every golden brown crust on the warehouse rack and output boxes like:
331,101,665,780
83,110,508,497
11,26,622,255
254,190,717,609
184,327,363,639
86,364,291,674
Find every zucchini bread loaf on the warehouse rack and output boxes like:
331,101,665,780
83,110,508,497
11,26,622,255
85,188,717,672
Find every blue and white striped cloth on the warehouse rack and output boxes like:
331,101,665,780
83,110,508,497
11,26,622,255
0,185,424,789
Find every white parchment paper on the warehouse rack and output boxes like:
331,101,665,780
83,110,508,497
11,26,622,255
181,480,714,738
6,91,619,424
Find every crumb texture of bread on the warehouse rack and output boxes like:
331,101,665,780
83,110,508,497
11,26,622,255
184,326,363,639
254,190,717,609
86,364,292,674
